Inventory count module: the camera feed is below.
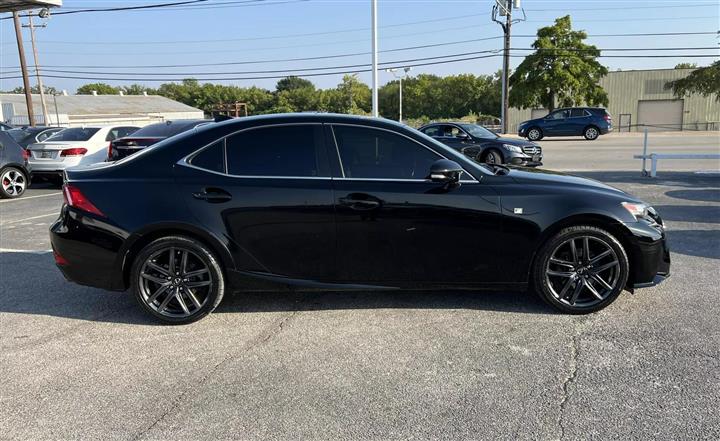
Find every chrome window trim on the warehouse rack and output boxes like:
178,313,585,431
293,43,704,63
179,121,479,183
328,122,479,183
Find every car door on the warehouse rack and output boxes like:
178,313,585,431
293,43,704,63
568,108,591,135
328,123,503,285
175,123,337,281
543,109,570,135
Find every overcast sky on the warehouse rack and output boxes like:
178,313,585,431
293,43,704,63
1,0,718,94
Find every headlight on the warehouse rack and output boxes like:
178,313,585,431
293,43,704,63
621,202,650,220
503,144,523,153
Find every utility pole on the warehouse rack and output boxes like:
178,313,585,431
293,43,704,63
12,12,35,127
386,67,411,123
25,14,50,126
492,0,525,134
371,0,378,117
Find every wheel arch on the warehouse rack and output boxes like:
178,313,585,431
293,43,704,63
120,223,235,289
528,213,638,287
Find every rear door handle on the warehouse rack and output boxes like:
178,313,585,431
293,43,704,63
192,187,232,203
339,194,381,211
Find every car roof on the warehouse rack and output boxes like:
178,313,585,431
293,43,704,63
210,113,412,132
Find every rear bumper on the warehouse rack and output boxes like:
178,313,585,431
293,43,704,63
50,206,127,291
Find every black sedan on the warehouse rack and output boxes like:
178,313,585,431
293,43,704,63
51,114,670,323
419,122,542,167
8,126,64,148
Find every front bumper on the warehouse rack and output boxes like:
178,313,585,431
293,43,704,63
506,151,543,167
625,221,671,290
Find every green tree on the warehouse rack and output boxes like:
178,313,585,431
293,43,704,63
275,76,315,92
76,83,119,95
121,84,157,95
509,15,608,111
11,85,58,95
674,63,698,69
666,61,720,101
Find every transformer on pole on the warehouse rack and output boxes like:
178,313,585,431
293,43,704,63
492,0,525,134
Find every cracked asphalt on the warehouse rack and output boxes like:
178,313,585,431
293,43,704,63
1,133,719,440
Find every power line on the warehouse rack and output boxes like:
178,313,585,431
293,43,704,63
525,2,718,12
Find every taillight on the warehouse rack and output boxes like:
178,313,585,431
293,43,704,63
22,148,30,161
60,147,88,157
53,249,69,266
603,114,612,121
62,184,104,217
107,141,113,160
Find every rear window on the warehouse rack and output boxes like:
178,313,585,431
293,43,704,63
46,127,100,142
7,129,28,142
130,121,207,138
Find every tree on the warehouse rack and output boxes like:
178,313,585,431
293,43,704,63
121,84,157,95
275,76,315,92
11,85,58,95
665,61,720,101
509,15,608,111
674,63,698,69
76,83,119,95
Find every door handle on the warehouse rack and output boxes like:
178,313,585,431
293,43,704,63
192,187,232,203
339,194,381,211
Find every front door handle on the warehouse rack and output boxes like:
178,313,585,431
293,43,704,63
339,193,382,211
192,187,232,203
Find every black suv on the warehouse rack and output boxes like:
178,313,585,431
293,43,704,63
419,122,542,166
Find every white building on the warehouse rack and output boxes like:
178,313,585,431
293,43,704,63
0,94,205,127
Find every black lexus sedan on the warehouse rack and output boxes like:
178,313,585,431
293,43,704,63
51,113,670,324
419,122,542,167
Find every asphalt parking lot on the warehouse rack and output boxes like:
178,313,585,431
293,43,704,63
1,133,719,440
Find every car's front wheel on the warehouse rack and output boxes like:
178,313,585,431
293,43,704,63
0,167,28,199
532,226,629,314
583,126,600,140
484,149,503,165
130,236,225,324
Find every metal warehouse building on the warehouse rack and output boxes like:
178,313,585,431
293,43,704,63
507,68,720,133
0,94,204,127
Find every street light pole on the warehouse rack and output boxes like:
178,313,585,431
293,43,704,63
371,0,378,117
386,67,411,123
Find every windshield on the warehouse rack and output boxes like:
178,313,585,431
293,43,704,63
458,124,497,139
46,127,100,142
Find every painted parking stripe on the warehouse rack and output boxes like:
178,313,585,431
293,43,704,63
0,248,52,254
0,212,58,226
0,192,62,203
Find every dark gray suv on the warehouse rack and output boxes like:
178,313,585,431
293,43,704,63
0,131,31,198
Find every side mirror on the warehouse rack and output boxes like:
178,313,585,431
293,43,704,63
428,159,463,184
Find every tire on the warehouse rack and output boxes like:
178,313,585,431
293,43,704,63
0,167,28,199
483,149,503,165
527,127,543,141
532,226,629,314
130,236,225,324
583,126,600,141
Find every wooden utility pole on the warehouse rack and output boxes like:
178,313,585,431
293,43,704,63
27,15,50,126
501,8,511,134
12,12,35,127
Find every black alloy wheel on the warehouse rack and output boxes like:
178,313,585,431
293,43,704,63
131,236,225,324
533,226,629,313
484,149,503,165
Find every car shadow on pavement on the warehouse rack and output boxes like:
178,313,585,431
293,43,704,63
0,251,556,325
654,205,720,224
665,189,720,203
666,230,720,260
572,171,720,189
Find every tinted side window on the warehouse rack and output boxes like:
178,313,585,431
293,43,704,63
226,125,326,177
332,125,441,179
570,108,588,117
423,126,441,137
190,140,225,173
549,110,569,120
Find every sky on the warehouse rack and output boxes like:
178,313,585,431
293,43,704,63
0,0,718,94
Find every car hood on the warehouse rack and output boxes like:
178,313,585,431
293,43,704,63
491,136,537,147
506,167,634,198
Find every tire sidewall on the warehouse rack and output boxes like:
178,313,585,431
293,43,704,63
533,226,629,314
485,149,502,164
0,167,27,199
130,236,225,324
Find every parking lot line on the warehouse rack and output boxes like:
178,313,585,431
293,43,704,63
0,192,62,203
0,212,58,226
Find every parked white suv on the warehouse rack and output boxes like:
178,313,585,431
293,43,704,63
28,125,139,183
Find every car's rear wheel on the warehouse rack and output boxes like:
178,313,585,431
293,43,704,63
583,126,600,140
0,167,27,199
527,127,543,141
532,226,629,314
484,149,503,165
130,236,225,324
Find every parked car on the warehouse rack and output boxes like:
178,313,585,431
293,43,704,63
7,126,65,148
518,107,613,141
51,113,670,324
0,122,14,131
28,125,139,183
419,122,542,167
0,131,31,198
108,119,212,161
